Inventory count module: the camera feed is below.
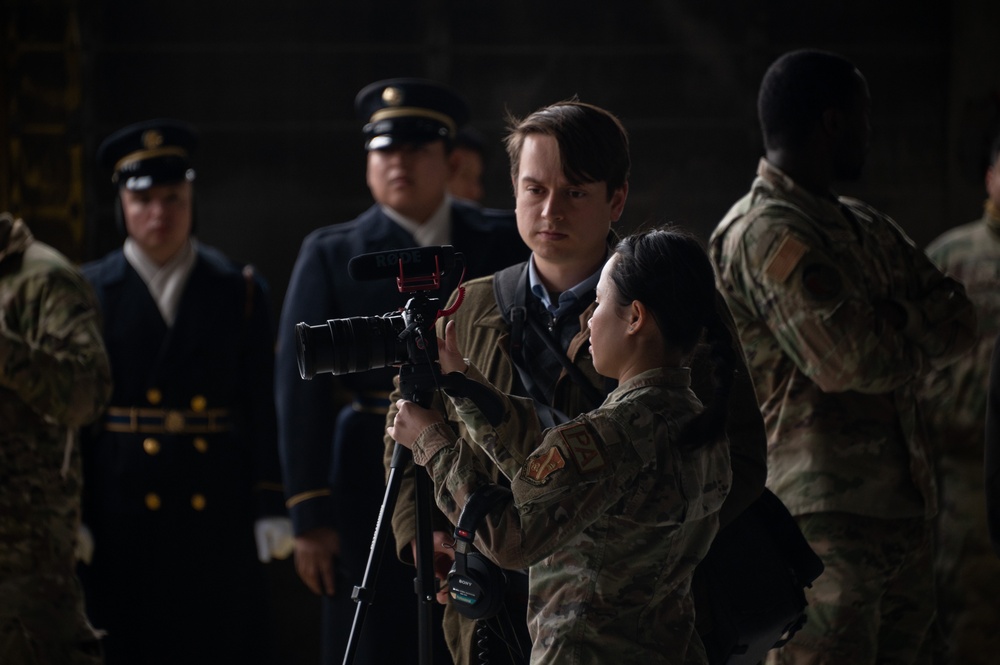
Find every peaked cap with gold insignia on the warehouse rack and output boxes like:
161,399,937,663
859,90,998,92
97,118,198,191
355,78,470,151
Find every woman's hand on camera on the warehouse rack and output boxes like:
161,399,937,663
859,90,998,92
388,399,444,449
436,320,468,375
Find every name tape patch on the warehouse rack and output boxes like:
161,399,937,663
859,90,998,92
560,424,606,474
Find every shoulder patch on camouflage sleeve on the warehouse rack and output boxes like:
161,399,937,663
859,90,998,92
526,446,567,483
764,233,809,283
560,424,606,474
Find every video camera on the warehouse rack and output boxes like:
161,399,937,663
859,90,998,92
294,245,463,403
294,243,507,421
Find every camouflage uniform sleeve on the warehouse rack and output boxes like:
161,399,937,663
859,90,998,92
448,364,540,479
411,365,647,570
731,212,932,394
408,363,537,484
0,260,111,426
891,235,976,372
385,374,456,562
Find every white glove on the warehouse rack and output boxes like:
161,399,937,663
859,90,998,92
76,523,94,564
254,517,295,563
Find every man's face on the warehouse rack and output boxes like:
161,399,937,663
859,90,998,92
366,140,451,223
512,134,627,282
831,71,872,182
986,156,1000,208
120,181,193,265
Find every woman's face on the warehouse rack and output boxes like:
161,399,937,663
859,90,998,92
588,253,632,378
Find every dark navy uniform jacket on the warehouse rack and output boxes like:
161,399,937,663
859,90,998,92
275,199,526,662
79,243,284,665
276,199,527,537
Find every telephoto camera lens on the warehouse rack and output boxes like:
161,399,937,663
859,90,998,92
295,314,408,379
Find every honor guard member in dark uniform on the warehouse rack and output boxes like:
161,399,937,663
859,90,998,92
78,119,292,665
275,78,528,663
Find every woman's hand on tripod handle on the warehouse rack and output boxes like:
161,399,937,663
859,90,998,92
389,322,464,447
388,399,445,449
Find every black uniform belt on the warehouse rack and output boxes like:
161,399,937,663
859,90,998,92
104,407,233,434
351,391,392,415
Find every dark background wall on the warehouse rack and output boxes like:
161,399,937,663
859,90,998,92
6,1,1000,318
4,1,1000,663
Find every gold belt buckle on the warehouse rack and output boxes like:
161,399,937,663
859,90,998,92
164,410,186,433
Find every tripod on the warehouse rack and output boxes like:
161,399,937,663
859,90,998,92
341,362,443,665
292,247,473,665
340,355,511,665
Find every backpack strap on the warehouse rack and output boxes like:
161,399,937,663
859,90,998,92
492,262,529,364
493,263,547,408
492,262,604,414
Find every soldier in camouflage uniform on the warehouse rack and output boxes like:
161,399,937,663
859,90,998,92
385,101,767,665
390,228,738,664
919,133,1000,664
710,50,978,664
0,212,112,664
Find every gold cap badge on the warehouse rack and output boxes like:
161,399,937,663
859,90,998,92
382,86,403,106
142,129,164,149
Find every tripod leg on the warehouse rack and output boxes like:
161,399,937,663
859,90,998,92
342,441,437,665
414,464,438,664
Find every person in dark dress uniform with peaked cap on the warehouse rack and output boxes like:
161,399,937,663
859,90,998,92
275,78,528,663
78,118,293,665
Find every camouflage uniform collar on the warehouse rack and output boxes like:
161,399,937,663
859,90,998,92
755,158,847,227
757,158,801,193
608,366,691,402
0,214,33,264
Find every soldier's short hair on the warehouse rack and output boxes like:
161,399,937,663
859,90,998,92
504,100,630,201
758,49,861,152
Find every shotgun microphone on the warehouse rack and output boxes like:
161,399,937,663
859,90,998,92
347,245,458,282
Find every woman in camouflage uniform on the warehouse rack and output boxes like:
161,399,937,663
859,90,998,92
389,227,737,664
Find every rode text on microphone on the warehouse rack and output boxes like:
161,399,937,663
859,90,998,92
347,245,459,292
